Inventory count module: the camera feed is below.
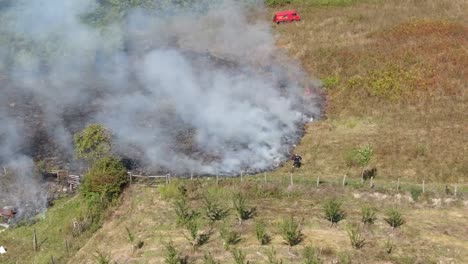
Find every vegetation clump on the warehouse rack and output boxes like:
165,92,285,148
255,220,271,245
74,124,112,163
361,206,377,225
385,209,405,229
203,195,229,222
232,193,256,224
347,225,366,249
323,199,345,226
220,223,242,250
303,246,321,264
81,156,128,203
278,217,304,247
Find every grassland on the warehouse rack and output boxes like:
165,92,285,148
1,0,467,263
270,0,467,184
68,179,468,263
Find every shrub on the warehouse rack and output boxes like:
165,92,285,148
303,246,321,264
94,250,112,264
409,187,423,201
74,124,111,162
384,239,394,254
255,220,271,245
384,209,405,229
322,75,340,89
232,193,256,224
220,224,241,250
347,226,365,249
173,198,198,227
265,247,283,264
323,199,345,227
163,242,188,264
81,156,128,202
361,206,377,225
278,217,303,247
185,217,210,250
203,195,229,222
125,226,144,252
231,248,249,264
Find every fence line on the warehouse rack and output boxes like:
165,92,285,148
124,170,467,198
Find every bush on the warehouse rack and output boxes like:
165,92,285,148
81,156,128,202
323,199,345,227
232,193,256,224
278,217,303,247
409,187,423,201
125,226,144,253
163,242,188,264
265,247,283,264
347,226,365,249
361,206,377,225
303,246,321,264
255,220,271,245
94,250,112,264
173,198,198,227
220,224,241,250
384,209,405,229
203,195,229,222
231,248,249,264
185,217,210,250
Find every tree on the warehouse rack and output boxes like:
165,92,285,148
74,124,112,162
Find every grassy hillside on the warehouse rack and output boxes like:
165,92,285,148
1,0,467,263
68,180,468,263
269,0,467,184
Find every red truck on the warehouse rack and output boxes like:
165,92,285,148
273,10,301,24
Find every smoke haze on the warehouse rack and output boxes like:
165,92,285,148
0,0,321,215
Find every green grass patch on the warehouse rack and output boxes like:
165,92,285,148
0,196,98,263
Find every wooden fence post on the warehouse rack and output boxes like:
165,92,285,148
216,170,219,185
65,239,69,256
316,176,320,187
342,175,346,188
128,172,132,185
165,174,169,185
370,177,374,188
397,178,400,191
33,229,37,252
289,172,294,186
454,184,458,197
191,172,193,181
240,171,243,182
264,172,267,184
422,180,425,193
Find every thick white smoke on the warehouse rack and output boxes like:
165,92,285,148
0,0,321,214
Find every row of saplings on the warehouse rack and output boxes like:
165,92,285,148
163,186,406,264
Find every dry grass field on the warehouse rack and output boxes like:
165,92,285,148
68,179,468,263
270,0,467,184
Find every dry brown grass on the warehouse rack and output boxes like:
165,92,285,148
269,0,468,183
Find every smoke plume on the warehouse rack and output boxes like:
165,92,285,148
0,0,321,214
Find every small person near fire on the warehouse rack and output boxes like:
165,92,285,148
292,154,302,168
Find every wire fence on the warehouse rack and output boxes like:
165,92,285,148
126,170,467,198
